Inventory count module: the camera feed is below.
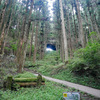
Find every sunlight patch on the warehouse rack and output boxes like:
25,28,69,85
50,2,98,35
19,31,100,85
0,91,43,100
46,48,53,51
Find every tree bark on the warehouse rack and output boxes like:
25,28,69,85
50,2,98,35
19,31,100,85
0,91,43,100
59,0,68,61
44,22,48,53
40,22,45,60
91,7,99,34
0,0,13,54
0,0,8,31
2,5,15,55
66,9,73,58
29,22,34,58
84,9,90,43
87,1,99,34
0,24,6,54
17,0,30,73
72,3,78,48
18,0,34,73
75,0,85,47
33,22,39,63
59,30,64,62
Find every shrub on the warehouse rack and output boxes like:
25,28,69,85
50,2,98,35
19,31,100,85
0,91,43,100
68,41,100,78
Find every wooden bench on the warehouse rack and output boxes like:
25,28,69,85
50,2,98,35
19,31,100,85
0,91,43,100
4,74,45,90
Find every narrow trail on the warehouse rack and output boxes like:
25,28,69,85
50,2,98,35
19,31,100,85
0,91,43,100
24,68,100,98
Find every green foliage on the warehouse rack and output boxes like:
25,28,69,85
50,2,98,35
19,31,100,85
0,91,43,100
52,69,100,89
48,32,56,38
24,61,34,67
0,80,97,100
12,83,20,90
11,43,17,51
67,58,86,72
89,31,100,43
31,59,100,89
44,51,61,65
4,47,10,51
4,40,17,52
32,45,34,52
0,81,67,100
25,51,62,76
68,41,100,78
89,31,97,37
14,72,36,78
27,44,34,54
28,51,100,89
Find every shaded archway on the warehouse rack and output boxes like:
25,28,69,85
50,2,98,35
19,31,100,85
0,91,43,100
46,44,56,51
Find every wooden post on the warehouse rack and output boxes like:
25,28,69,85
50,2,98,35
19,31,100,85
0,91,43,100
6,76,12,90
37,74,42,87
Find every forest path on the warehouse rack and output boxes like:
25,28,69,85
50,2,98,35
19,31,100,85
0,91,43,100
24,68,100,98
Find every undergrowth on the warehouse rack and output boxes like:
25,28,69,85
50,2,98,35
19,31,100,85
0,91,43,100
29,61,100,89
0,80,98,100
25,37,100,89
67,41,100,78
0,81,69,100
26,45,100,89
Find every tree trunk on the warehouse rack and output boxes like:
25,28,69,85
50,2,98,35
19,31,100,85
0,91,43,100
2,6,14,55
44,22,48,53
17,0,34,73
59,30,64,62
84,9,90,43
59,0,68,61
29,22,34,58
22,20,31,71
75,0,85,47
0,0,8,31
72,3,78,48
91,0,100,34
40,22,45,60
0,23,6,54
66,9,73,58
0,0,13,54
17,0,30,73
16,15,21,38
87,1,98,33
33,22,39,63
92,10,99,34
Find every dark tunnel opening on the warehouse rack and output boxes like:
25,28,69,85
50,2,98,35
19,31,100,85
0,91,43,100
46,44,56,51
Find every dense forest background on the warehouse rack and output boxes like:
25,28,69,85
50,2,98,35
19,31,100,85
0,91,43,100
0,0,100,96
0,0,100,99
